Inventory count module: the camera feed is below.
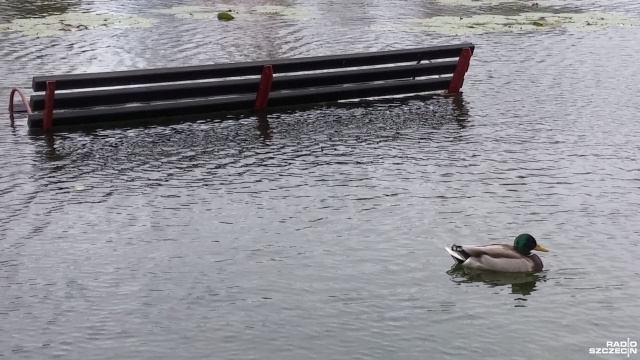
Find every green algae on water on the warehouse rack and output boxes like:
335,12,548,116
0,12,157,37
405,12,635,35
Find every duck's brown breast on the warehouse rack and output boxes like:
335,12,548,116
528,254,543,271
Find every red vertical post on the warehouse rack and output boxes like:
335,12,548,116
255,65,273,111
43,80,56,130
447,48,472,94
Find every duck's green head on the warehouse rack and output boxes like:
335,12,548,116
514,234,549,255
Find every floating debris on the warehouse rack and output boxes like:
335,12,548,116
436,0,554,6
0,12,157,37
250,5,314,20
217,12,235,21
154,4,314,21
406,12,635,35
154,5,244,20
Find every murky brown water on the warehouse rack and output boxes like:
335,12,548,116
1,1,640,359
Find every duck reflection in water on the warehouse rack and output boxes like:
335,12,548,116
447,265,546,296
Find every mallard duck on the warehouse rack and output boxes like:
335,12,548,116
445,234,548,272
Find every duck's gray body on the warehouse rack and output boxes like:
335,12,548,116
445,244,543,272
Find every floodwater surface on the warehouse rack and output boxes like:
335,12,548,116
1,0,639,359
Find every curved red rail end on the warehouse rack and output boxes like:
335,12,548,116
9,88,33,115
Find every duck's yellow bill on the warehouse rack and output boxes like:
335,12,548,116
534,244,549,252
